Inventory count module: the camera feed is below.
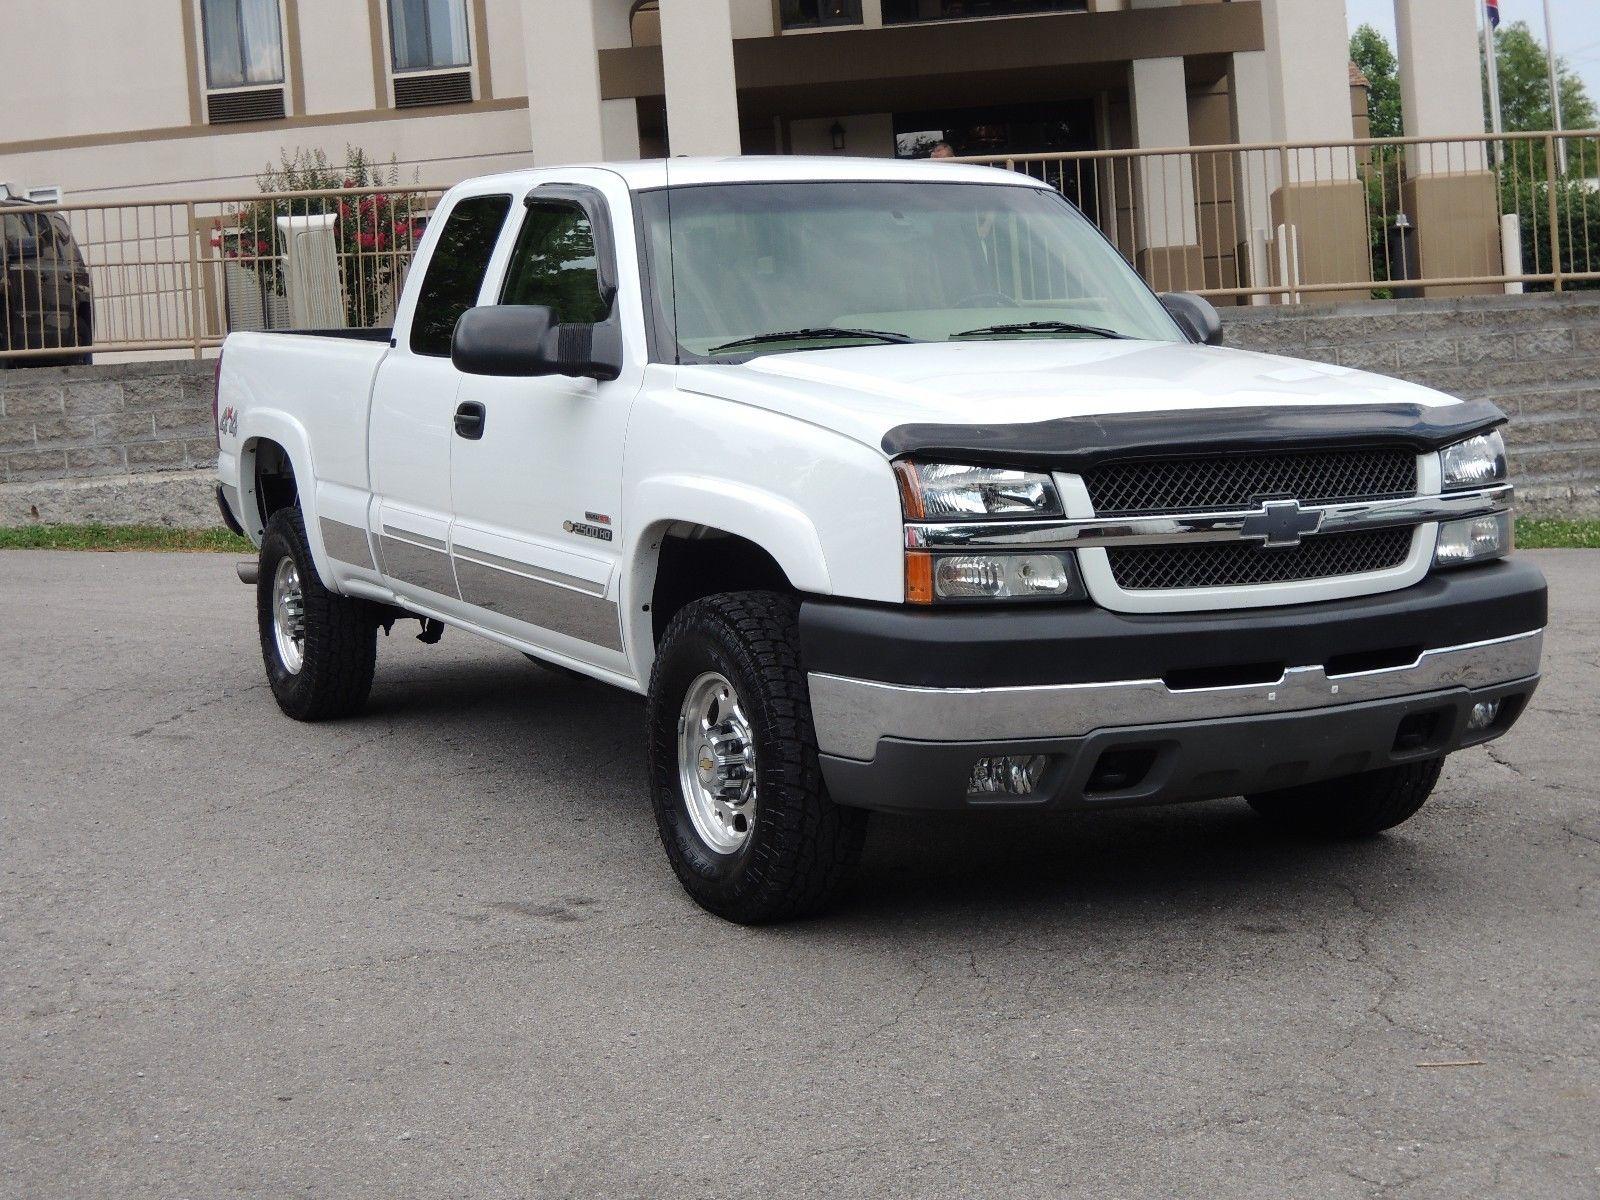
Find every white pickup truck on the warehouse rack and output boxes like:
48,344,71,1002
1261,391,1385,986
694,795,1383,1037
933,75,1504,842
216,157,1546,923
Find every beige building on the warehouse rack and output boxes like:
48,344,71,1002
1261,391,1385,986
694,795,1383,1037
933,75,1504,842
0,0,1494,294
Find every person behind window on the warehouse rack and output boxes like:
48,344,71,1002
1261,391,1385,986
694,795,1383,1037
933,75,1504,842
929,142,956,159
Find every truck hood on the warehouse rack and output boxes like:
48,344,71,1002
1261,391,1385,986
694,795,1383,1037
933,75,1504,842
673,339,1460,457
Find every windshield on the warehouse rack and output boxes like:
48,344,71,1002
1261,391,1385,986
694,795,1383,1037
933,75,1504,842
639,180,1181,361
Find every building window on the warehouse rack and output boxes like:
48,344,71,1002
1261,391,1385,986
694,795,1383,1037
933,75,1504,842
779,1,862,30
200,0,285,89
388,0,471,72
882,0,1085,24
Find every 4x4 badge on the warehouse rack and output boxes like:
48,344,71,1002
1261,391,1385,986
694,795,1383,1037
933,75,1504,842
1240,499,1322,549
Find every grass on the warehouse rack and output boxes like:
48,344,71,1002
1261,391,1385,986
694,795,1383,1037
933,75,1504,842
0,523,253,553
1514,519,1600,550
1,519,1598,554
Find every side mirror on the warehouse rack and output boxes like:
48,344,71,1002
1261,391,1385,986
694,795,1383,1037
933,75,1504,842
451,304,622,381
1160,292,1224,347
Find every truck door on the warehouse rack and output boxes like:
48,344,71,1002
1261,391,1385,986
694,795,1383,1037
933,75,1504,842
448,184,641,670
368,191,512,606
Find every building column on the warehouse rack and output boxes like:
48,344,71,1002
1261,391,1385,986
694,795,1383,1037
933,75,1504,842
1128,55,1203,293
1259,0,1369,301
659,0,741,156
520,0,607,165
1228,50,1277,298
1394,0,1499,294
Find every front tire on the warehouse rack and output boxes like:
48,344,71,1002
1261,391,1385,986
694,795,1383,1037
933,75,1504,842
1246,757,1444,838
257,507,378,721
646,592,868,924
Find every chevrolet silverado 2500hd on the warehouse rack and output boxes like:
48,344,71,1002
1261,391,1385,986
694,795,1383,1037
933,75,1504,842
216,157,1546,923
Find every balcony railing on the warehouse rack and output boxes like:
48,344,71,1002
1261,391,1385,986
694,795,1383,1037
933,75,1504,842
2,131,1598,365
958,129,1600,303
1,185,442,363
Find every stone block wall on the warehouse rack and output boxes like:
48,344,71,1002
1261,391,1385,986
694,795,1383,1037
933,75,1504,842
1223,293,1600,517
1,292,1597,525
0,361,216,485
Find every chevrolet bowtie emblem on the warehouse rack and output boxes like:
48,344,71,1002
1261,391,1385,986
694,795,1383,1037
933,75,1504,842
1240,499,1323,549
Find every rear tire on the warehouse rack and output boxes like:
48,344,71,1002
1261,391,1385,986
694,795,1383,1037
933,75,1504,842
257,507,378,721
646,591,868,924
1246,757,1444,838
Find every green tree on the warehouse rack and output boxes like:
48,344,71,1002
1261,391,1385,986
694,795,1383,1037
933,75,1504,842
1351,24,1403,139
1489,20,1597,133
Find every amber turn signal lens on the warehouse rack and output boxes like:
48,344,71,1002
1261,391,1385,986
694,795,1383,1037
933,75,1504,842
904,551,935,604
893,461,926,520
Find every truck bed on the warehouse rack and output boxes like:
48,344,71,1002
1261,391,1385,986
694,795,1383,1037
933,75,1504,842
259,327,394,343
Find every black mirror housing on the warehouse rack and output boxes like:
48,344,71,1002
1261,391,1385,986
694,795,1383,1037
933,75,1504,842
1160,292,1224,347
451,304,623,381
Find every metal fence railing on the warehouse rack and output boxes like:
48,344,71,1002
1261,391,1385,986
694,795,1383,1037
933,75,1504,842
3,132,1599,364
0,184,444,363
961,129,1600,303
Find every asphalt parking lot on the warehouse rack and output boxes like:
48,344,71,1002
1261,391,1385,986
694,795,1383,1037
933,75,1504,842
3,548,1597,1199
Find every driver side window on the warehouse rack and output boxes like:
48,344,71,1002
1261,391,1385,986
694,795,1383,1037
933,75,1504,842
500,201,610,325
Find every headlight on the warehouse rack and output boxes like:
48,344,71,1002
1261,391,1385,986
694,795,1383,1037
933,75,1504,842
895,462,1063,520
1434,511,1513,567
1441,431,1507,490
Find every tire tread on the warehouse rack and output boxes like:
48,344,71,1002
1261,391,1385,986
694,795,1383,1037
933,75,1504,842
648,591,867,923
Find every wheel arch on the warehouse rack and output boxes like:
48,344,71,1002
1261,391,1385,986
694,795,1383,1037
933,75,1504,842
237,411,334,584
623,476,832,682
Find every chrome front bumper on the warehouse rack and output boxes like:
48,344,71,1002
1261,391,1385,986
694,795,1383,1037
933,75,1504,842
809,629,1543,762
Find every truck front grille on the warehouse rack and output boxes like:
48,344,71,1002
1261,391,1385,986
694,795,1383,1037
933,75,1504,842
1084,448,1417,516
1107,527,1415,591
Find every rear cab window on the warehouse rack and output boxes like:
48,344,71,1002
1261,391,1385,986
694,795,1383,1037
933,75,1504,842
409,193,513,357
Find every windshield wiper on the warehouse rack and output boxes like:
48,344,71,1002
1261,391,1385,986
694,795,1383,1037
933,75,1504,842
707,326,919,355
953,320,1131,341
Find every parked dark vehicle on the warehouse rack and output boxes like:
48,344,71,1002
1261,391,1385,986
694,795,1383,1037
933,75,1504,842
1,199,93,368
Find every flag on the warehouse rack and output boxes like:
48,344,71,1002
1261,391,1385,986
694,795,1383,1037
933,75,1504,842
1486,0,1500,29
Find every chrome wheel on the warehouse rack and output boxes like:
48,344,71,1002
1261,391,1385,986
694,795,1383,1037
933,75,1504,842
271,556,306,675
676,671,758,854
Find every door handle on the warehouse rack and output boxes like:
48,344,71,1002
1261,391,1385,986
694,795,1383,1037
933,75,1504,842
454,401,486,440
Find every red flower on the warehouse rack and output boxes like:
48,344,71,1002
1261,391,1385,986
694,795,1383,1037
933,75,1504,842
256,239,271,254
357,231,377,250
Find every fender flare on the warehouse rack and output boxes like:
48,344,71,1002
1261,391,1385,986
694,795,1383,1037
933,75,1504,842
236,409,335,584
622,475,832,679
628,475,832,595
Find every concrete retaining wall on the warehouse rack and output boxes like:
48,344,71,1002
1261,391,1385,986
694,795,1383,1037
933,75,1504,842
1222,293,1600,518
1,292,1597,526
1,361,219,527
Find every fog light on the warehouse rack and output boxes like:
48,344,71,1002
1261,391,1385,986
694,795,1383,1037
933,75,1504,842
1434,510,1512,567
967,755,1050,797
1468,699,1501,731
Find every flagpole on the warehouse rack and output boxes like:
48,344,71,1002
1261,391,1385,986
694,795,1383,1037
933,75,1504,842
1544,0,1567,173
1484,3,1503,165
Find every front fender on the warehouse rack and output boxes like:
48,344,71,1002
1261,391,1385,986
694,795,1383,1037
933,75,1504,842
628,475,832,594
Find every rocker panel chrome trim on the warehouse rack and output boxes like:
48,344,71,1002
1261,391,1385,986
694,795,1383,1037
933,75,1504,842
379,533,459,599
808,628,1544,761
320,517,376,571
453,553,622,650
